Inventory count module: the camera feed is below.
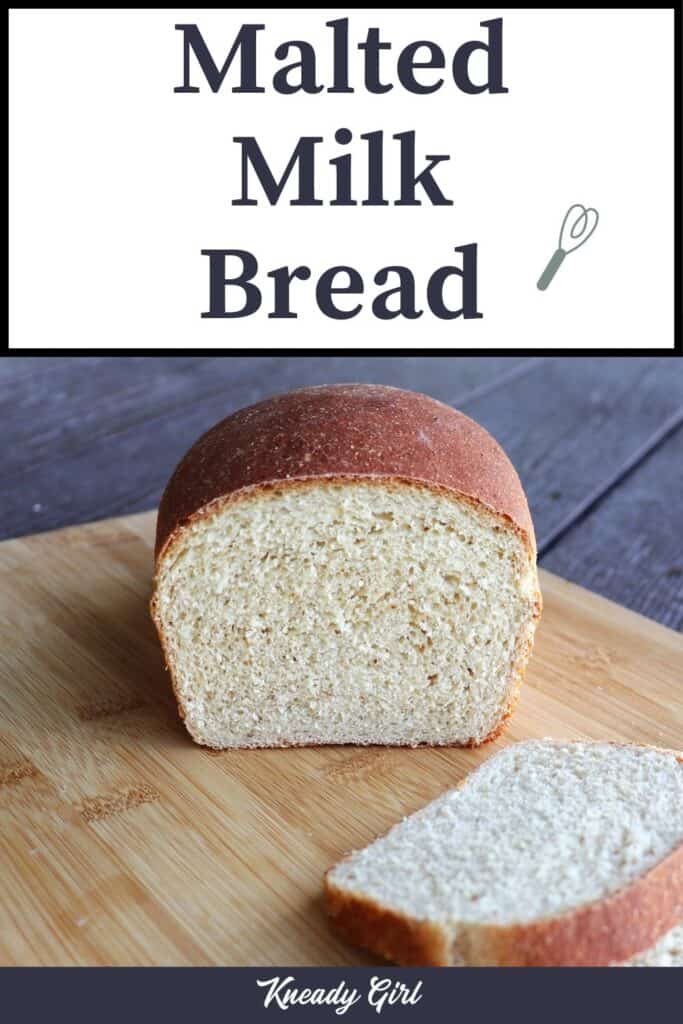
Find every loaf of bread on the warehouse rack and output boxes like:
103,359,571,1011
151,384,540,749
325,740,683,966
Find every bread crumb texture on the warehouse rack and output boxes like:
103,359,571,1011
153,479,537,748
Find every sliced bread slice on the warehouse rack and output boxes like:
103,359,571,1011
325,740,683,966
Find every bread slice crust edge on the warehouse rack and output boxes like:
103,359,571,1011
324,746,683,967
325,844,683,967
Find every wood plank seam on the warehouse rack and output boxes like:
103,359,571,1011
3,357,533,485
450,356,545,410
0,379,289,487
538,408,683,558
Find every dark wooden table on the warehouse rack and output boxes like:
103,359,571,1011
2,356,682,630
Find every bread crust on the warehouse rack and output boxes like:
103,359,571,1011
461,843,683,966
326,846,683,967
324,746,683,967
154,384,536,562
325,883,453,967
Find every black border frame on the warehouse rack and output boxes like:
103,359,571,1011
5,3,681,357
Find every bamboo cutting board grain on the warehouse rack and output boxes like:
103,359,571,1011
0,511,681,966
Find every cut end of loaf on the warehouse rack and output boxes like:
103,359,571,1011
151,478,539,750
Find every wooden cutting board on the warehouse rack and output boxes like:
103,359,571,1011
0,511,681,966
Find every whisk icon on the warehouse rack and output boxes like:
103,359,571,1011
537,203,599,291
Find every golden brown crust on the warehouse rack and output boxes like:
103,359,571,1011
324,746,683,967
325,880,452,967
154,384,536,562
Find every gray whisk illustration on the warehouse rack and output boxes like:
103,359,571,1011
537,203,599,290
